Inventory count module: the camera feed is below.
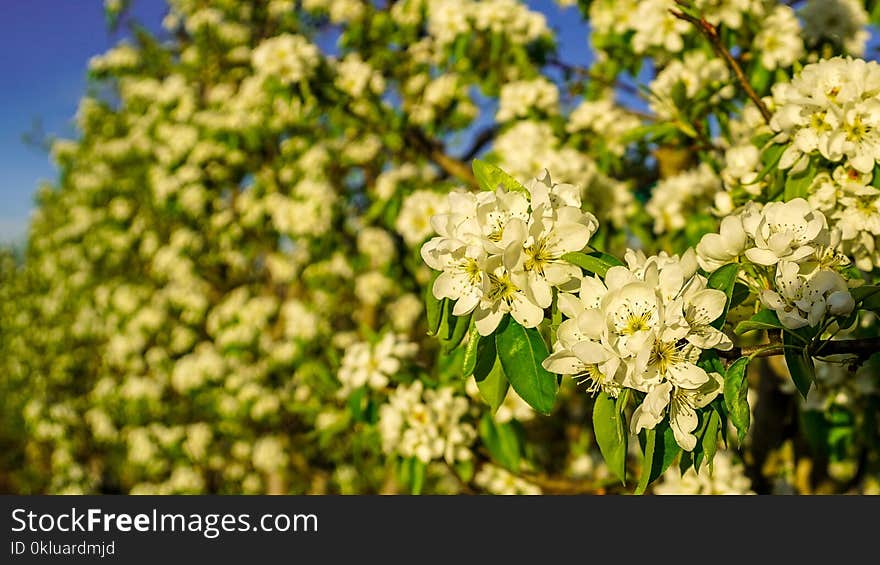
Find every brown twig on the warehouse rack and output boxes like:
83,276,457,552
669,2,773,125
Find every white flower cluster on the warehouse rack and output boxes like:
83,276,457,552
544,250,729,451
653,450,754,494
753,5,803,70
697,199,855,330
496,78,559,122
800,0,869,57
649,51,734,120
465,379,535,424
566,96,641,157
396,190,450,247
334,53,385,99
771,57,880,175
421,172,598,335
337,333,417,397
808,166,880,270
252,34,321,85
427,0,549,47
378,381,476,465
647,163,722,234
493,121,636,228
474,464,541,495
591,0,760,55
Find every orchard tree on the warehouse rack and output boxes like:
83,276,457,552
4,0,880,495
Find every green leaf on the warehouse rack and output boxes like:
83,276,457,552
701,409,721,472
734,309,784,335
479,413,521,471
670,80,687,109
410,457,426,495
752,143,786,184
495,321,558,415
472,329,498,382
723,356,751,442
679,449,694,476
730,282,750,309
461,325,482,377
783,160,816,201
706,263,739,330
425,274,444,337
472,159,527,193
454,460,475,483
592,392,627,485
635,423,680,494
475,356,510,413
441,312,472,353
783,332,814,399
853,285,880,311
561,251,624,278
635,428,655,495
348,386,366,421
437,299,455,341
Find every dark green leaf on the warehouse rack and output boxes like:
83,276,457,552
495,321,558,415
479,413,520,471
730,282,750,309
438,299,455,341
425,273,444,337
706,263,739,330
784,332,814,399
472,329,498,382
475,357,510,413
592,392,627,484
734,309,784,335
635,428,655,495
635,423,680,493
472,159,527,193
561,251,624,277
461,325,482,377
441,312,472,353
753,143,786,184
679,450,694,476
701,409,721,472
853,285,880,311
723,356,751,442
783,160,816,201
348,386,366,421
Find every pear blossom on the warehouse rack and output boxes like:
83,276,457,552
741,199,829,266
421,172,597,336
760,262,854,329
378,381,476,465
631,371,723,451
337,333,417,396
696,214,750,272
771,57,880,174
543,251,732,451
753,5,803,70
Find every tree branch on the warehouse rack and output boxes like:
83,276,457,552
405,127,477,187
718,336,880,360
461,125,498,162
670,2,773,125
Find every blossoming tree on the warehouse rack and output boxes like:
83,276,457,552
3,0,880,495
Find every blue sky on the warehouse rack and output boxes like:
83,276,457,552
0,1,587,244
